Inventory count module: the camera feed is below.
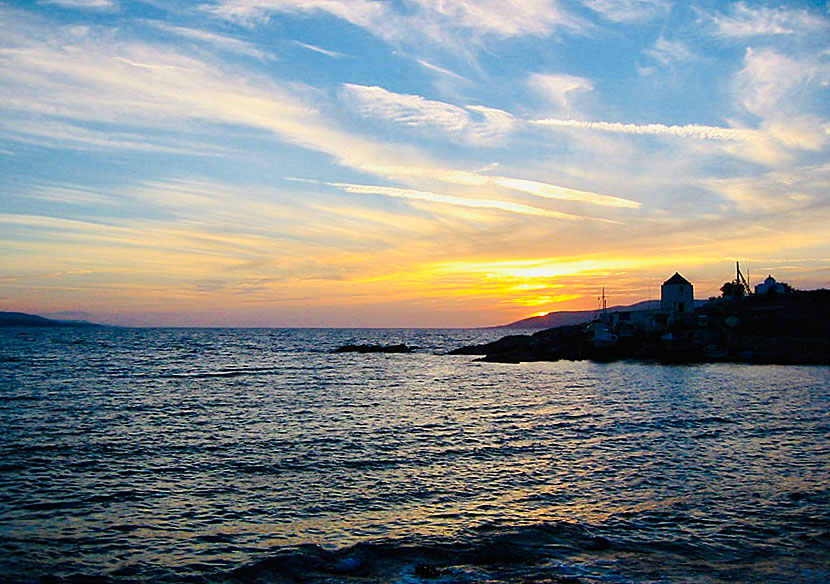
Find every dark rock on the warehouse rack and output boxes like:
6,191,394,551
413,563,442,578
450,289,830,365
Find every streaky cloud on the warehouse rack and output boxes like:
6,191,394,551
489,176,640,209
0,117,230,155
583,0,670,23
356,164,641,209
644,37,698,67
328,182,607,221
533,118,763,142
293,41,349,59
153,23,273,60
206,0,588,46
39,0,115,8
710,2,827,38
413,58,467,81
341,83,515,144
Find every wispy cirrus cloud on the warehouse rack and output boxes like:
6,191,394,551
341,84,515,144
582,0,669,23
0,117,230,155
0,8,638,231
703,163,830,214
731,48,830,156
735,48,830,120
329,181,594,220
293,41,349,59
352,164,641,209
205,0,389,29
0,9,425,174
205,0,587,47
528,73,593,114
412,58,467,81
38,0,115,8
710,2,828,38
404,0,586,39
533,118,763,142
153,23,273,60
644,37,698,67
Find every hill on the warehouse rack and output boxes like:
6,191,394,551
498,300,661,329
0,311,102,328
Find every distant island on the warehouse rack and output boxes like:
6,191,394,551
452,272,830,365
0,311,102,328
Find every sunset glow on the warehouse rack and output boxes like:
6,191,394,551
1,1,828,327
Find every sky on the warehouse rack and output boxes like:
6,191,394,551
0,0,829,327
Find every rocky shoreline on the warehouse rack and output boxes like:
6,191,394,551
450,289,830,365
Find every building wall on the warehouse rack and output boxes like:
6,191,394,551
661,283,694,314
755,276,788,295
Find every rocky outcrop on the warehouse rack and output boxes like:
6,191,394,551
450,290,830,365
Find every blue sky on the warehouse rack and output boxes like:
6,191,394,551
1,0,828,327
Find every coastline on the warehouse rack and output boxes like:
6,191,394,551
450,289,830,365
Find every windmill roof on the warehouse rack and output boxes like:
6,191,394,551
663,272,692,286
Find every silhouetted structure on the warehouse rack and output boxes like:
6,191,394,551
755,275,790,295
661,273,694,314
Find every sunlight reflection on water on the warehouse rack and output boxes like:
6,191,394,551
0,327,828,583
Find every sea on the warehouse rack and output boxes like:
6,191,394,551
1,327,828,584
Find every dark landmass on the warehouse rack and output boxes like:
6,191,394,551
499,299,708,329
498,300,660,329
451,290,830,365
0,311,102,328
333,343,417,354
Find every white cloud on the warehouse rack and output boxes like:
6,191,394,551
711,2,828,38
0,14,423,175
0,117,228,155
1,10,637,229
293,41,349,58
703,163,830,213
205,0,390,30
329,182,592,220
487,176,640,209
356,165,641,209
39,0,115,8
205,0,586,46
341,84,515,144
583,0,669,22
154,23,272,60
533,118,763,142
730,47,830,159
413,58,467,81
528,73,593,114
644,37,698,66
404,0,585,38
735,48,830,120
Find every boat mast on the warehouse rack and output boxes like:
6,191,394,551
601,287,608,323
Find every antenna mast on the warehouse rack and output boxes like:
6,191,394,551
736,262,751,296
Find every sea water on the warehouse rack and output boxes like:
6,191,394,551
0,327,828,583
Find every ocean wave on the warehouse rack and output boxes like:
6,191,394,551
226,523,611,584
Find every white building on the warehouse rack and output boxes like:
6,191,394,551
609,272,696,333
754,275,789,295
661,272,695,314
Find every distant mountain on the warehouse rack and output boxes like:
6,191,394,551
496,300,662,329
0,311,102,328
